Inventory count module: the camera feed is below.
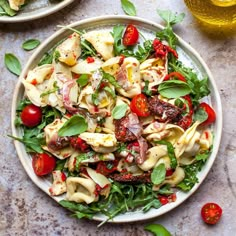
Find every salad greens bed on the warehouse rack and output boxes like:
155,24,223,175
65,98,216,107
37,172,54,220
13,10,214,226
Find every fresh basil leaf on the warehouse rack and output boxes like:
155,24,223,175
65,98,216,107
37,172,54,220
112,104,128,119
112,25,126,56
158,79,191,98
4,53,22,76
157,9,185,27
58,115,88,137
151,163,166,185
193,107,208,123
121,0,136,16
22,39,40,51
144,223,171,236
76,74,89,87
156,140,177,169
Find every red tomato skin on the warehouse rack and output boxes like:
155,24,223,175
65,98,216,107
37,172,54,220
21,104,42,128
158,196,169,205
123,25,139,46
199,102,216,126
130,94,150,117
201,203,223,225
96,160,118,176
164,72,186,82
32,153,56,176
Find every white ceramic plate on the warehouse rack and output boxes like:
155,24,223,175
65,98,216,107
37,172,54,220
11,15,222,223
0,0,74,23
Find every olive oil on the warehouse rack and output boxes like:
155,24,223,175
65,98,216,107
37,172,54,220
184,0,236,27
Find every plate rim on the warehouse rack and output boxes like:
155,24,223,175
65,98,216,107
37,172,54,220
0,0,74,23
11,15,223,223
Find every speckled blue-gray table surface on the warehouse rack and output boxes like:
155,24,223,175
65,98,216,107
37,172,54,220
0,0,235,235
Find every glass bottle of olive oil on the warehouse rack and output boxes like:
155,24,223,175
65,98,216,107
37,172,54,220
184,0,236,28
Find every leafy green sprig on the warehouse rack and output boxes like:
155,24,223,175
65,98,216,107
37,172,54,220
11,99,62,153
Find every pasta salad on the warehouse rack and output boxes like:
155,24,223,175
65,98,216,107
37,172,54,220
14,11,216,224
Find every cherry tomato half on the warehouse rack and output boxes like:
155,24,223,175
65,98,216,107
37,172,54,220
201,203,223,225
164,72,186,82
32,153,56,176
123,24,139,46
199,102,216,126
21,104,42,128
130,94,150,117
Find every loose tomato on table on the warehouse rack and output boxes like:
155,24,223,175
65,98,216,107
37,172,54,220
32,153,56,176
123,24,139,46
21,104,42,128
201,203,222,225
130,94,150,117
199,102,216,126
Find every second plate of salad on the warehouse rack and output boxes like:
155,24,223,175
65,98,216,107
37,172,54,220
0,0,74,22
11,14,222,225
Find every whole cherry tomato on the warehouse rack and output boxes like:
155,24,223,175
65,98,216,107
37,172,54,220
123,24,139,46
21,104,42,128
199,102,216,126
201,203,222,225
130,94,150,117
32,153,56,176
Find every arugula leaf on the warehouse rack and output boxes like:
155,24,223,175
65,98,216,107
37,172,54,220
151,163,166,185
177,160,206,191
156,9,184,50
156,140,177,169
58,115,88,137
145,223,171,236
104,86,116,99
158,79,191,98
170,61,210,106
121,0,136,16
0,0,16,16
196,146,212,162
4,53,22,76
158,184,174,195
8,134,44,153
53,50,61,63
112,25,126,56
112,104,128,119
76,74,89,87
142,80,152,96
142,199,162,212
102,70,121,89
40,81,59,97
55,159,67,171
22,39,40,51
